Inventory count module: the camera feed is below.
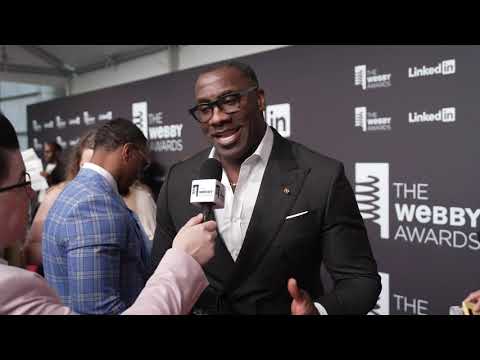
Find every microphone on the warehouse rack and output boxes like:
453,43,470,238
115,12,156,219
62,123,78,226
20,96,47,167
190,158,225,222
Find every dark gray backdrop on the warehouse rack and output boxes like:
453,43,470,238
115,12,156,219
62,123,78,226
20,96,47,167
28,45,480,314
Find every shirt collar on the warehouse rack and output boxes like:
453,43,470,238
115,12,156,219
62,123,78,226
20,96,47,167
82,162,119,194
208,124,274,165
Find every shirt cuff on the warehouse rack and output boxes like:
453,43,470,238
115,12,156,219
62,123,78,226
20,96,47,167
314,302,328,315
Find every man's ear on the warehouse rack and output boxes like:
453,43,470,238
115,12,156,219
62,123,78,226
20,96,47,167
121,143,133,162
256,88,266,112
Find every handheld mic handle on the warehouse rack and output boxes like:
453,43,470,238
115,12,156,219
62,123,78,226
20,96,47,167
201,204,212,222
192,158,224,222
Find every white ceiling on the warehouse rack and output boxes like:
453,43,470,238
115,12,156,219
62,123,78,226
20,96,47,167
0,45,169,79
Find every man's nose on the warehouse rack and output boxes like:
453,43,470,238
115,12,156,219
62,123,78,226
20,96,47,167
208,105,231,126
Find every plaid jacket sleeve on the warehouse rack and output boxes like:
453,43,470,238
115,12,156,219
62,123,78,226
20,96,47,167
65,193,129,315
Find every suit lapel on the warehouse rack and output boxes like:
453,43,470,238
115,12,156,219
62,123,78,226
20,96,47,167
203,232,235,286
225,130,310,292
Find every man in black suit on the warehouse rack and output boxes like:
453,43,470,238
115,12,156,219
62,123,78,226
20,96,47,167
41,141,65,186
150,61,381,314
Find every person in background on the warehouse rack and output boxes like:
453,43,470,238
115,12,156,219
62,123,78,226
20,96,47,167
151,61,381,315
42,118,172,314
40,141,65,187
0,113,217,315
122,180,157,247
36,141,65,205
25,127,157,270
24,129,97,271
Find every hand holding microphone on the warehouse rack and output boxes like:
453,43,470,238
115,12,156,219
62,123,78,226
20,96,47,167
168,159,226,266
170,158,226,266
172,213,217,266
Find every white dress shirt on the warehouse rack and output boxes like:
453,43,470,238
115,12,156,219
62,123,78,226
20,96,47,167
123,182,157,240
210,126,273,262
45,163,57,175
209,125,327,315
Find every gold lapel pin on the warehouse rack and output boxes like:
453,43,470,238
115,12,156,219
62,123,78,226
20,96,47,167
283,186,291,195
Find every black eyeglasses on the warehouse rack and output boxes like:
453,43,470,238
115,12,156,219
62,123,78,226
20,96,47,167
189,86,258,123
0,172,31,193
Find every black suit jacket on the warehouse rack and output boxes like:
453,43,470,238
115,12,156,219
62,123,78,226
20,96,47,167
43,160,66,187
150,127,381,314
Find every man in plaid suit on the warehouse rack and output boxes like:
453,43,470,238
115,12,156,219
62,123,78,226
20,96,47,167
1,113,218,316
43,118,154,314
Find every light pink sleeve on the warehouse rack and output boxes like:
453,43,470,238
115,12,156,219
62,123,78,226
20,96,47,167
0,266,73,315
122,248,208,315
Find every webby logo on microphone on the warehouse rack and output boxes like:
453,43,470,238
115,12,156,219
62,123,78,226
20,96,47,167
190,180,225,209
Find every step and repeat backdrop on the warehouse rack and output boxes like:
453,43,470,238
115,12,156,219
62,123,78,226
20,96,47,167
28,45,480,314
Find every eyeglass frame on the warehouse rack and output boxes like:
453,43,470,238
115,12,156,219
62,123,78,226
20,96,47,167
188,86,258,123
0,172,32,193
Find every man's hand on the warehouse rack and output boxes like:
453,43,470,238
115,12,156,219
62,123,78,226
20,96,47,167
172,213,217,266
288,278,319,315
464,290,480,313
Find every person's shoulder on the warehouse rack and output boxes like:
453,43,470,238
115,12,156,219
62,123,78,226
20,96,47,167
49,180,86,212
0,265,46,294
53,179,119,219
286,138,342,172
61,171,105,199
45,181,67,199
130,181,151,193
168,147,211,176
0,265,68,315
125,183,153,204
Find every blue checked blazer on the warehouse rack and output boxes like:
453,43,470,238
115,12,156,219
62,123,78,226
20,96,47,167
43,167,149,315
